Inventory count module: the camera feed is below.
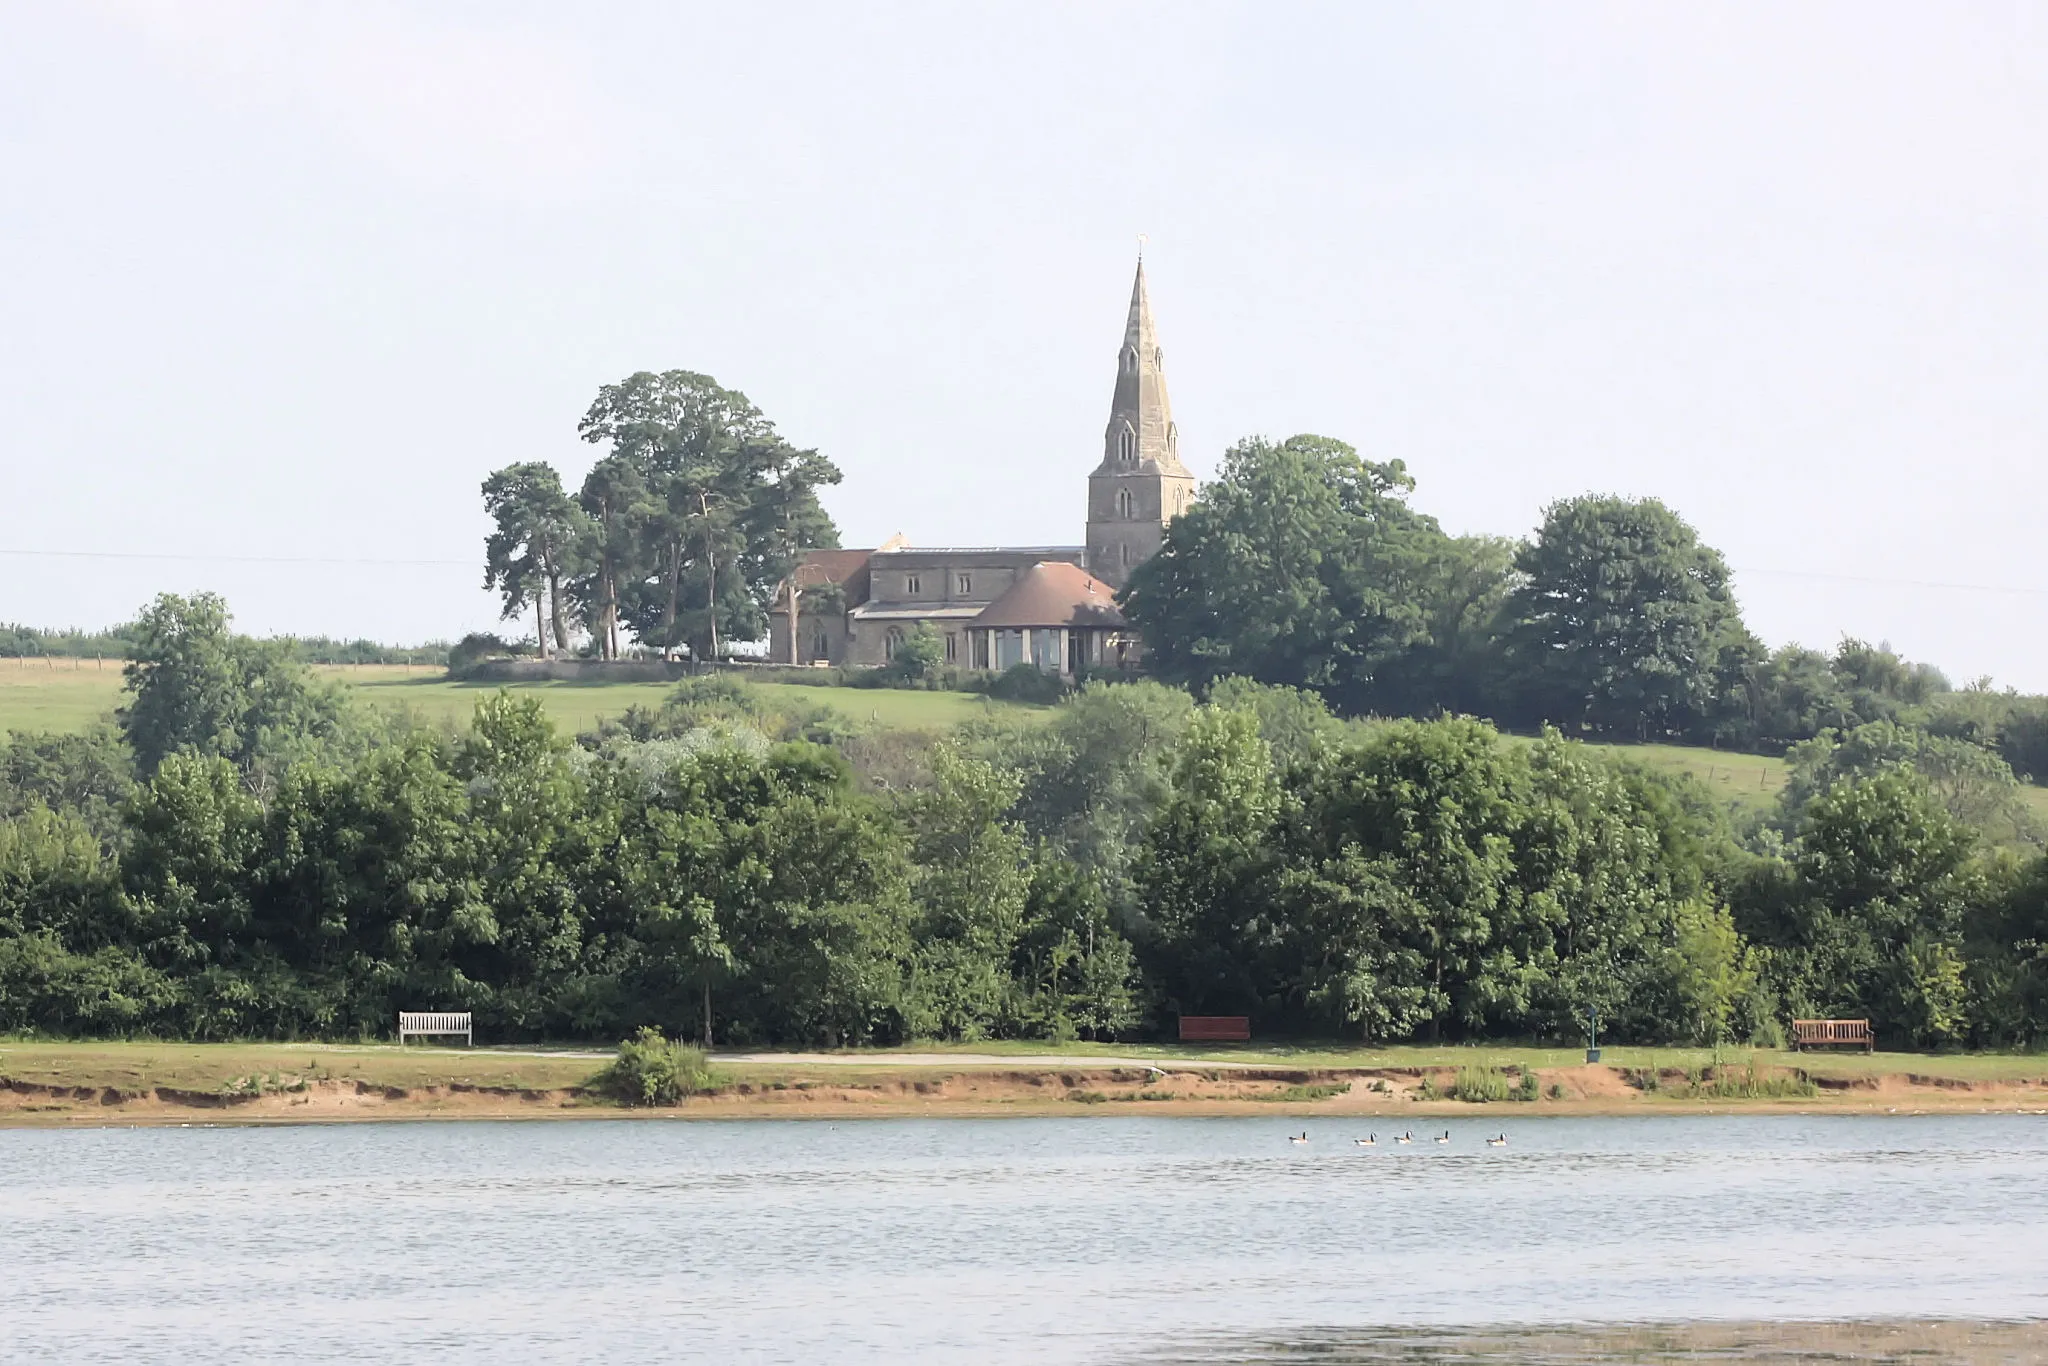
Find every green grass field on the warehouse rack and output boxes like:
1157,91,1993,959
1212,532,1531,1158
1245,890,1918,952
1581,741,1788,812
0,660,1039,738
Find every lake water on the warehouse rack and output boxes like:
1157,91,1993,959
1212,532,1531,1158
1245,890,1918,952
2,1115,2045,1363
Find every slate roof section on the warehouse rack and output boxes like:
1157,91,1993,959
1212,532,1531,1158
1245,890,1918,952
972,561,1126,630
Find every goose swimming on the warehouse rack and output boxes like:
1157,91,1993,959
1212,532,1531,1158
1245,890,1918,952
1434,1130,1451,1144
1354,1134,1377,1147
1394,1130,1413,1144
1486,1133,1508,1147
1289,1131,1309,1145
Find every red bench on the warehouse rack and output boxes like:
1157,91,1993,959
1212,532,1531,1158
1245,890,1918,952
1178,1015,1251,1042
1791,1018,1873,1052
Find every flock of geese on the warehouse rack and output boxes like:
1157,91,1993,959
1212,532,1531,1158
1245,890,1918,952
1287,1130,1509,1148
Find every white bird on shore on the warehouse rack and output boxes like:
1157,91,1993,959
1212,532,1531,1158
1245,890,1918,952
1289,1131,1309,1145
1486,1133,1508,1148
1354,1134,1377,1147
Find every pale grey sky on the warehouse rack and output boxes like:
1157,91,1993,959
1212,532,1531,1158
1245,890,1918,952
4,2,2047,685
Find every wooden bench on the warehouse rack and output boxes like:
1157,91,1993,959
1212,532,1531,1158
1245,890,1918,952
1178,1015,1251,1043
1791,1018,1873,1052
398,1011,473,1047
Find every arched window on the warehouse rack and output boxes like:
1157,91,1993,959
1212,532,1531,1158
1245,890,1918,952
1117,425,1135,464
1167,423,1178,458
1121,347,1137,374
884,627,904,659
1116,488,1134,519
813,628,830,659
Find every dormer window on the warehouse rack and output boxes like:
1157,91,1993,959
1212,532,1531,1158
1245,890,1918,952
1116,488,1134,519
1121,347,1137,373
1167,423,1178,457
1118,424,1135,464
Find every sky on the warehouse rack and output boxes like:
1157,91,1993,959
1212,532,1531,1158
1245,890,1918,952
4,2,2048,685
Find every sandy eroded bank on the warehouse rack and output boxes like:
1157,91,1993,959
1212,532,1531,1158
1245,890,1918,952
4,1057,2046,1126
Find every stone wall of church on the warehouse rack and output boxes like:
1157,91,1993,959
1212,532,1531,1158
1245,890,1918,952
1086,466,1195,588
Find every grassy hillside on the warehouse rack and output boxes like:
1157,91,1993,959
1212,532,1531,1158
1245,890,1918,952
1581,741,1788,813
4,658,2041,824
0,658,1037,738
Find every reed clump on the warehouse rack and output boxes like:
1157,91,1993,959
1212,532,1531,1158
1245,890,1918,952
1692,1062,1817,1100
1452,1067,1512,1103
1255,1082,1349,1103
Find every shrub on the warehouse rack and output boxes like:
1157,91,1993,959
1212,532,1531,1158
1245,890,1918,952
448,632,514,675
1452,1066,1512,1103
593,1028,715,1106
988,663,1069,705
887,624,945,682
1516,1069,1540,1102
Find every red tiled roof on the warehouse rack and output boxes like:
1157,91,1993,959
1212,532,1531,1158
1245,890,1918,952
780,549,872,606
972,561,1125,630
794,549,872,587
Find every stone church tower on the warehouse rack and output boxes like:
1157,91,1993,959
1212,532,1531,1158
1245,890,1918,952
1086,257,1196,589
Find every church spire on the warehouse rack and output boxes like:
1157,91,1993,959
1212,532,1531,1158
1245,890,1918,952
1087,252,1197,589
1100,255,1185,478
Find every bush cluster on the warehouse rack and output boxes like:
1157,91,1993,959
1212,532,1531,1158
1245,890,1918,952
595,1029,716,1105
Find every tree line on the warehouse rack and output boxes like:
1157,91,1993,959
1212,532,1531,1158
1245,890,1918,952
2,592,2045,1048
0,620,446,667
1121,434,2048,776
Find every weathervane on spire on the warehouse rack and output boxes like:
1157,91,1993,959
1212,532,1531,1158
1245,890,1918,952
1136,233,1147,261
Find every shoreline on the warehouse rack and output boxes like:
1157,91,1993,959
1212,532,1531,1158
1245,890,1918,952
5,1057,2047,1128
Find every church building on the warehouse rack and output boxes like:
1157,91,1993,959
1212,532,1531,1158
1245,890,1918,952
771,257,1195,675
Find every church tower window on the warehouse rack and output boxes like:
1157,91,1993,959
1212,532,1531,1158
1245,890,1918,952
1118,425,1135,464
905,573,921,596
957,573,971,595
1116,488,1133,518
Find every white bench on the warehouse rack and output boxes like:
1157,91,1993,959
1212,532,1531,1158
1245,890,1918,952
398,1011,473,1047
